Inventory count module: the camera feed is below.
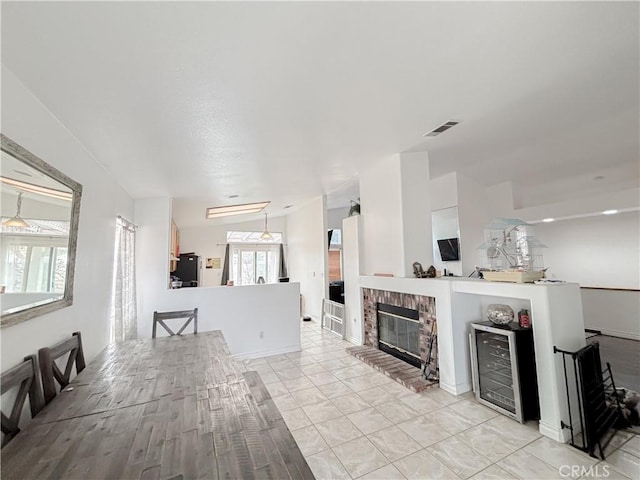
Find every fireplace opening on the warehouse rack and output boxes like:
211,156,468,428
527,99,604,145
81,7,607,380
377,303,421,368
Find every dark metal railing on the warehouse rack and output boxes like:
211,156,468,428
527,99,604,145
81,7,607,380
554,342,622,460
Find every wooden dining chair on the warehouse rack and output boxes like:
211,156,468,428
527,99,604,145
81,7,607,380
152,308,198,338
38,331,86,405
1,355,45,447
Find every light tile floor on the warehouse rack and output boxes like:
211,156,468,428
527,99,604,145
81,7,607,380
246,321,640,480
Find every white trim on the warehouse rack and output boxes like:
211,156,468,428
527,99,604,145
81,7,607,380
593,329,640,341
439,380,473,396
232,344,301,361
539,421,569,443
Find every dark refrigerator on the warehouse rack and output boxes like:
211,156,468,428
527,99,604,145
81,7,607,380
171,254,200,287
469,321,539,423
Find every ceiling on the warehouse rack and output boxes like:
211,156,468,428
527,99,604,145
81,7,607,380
2,2,638,228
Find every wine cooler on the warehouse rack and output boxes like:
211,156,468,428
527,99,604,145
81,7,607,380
469,321,539,423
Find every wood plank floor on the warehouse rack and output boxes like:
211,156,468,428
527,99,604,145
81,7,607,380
588,334,640,393
1,331,314,480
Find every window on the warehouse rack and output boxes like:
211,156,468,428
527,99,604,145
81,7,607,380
1,222,69,294
226,231,282,285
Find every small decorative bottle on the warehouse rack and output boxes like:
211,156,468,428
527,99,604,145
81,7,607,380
518,309,531,328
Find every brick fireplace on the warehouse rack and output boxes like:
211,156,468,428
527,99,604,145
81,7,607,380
362,288,438,378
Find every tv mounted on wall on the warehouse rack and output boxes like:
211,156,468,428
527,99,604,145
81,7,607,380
437,238,460,262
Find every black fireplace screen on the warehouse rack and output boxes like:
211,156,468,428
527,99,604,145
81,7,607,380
377,303,420,368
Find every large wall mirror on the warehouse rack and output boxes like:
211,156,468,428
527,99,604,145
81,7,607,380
0,135,82,327
432,206,462,276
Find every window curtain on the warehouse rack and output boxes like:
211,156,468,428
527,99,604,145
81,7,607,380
278,244,287,278
110,217,137,342
220,244,230,285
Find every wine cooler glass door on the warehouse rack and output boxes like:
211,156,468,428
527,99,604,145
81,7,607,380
473,327,523,422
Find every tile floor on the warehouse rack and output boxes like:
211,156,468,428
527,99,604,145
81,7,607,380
245,321,640,480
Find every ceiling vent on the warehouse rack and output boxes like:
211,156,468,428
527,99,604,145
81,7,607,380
424,120,460,137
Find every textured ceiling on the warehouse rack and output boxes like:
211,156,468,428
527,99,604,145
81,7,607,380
2,2,638,227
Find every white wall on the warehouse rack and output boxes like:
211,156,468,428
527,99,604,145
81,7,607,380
179,216,287,287
286,196,328,321
430,172,458,211
1,66,134,371
535,211,640,289
400,152,433,277
342,215,364,345
360,155,405,276
135,197,173,316
327,207,350,230
581,289,640,340
456,173,490,276
534,212,640,339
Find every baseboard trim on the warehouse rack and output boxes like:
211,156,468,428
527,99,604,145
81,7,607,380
233,344,301,361
539,421,569,443
589,328,640,341
346,336,363,346
440,381,472,396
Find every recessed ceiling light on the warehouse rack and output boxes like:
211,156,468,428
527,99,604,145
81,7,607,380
602,209,618,215
593,176,605,181
206,201,270,219
542,218,555,223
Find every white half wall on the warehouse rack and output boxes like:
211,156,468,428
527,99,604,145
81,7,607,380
139,283,301,358
1,66,134,371
286,196,328,321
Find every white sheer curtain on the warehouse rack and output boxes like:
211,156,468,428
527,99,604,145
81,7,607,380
110,216,137,342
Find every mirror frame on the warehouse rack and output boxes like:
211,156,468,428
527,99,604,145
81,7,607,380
1,134,82,328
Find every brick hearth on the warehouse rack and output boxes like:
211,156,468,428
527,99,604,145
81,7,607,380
346,345,438,393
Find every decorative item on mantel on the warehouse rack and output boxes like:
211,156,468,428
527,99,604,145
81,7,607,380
478,218,547,283
487,304,515,325
348,198,361,216
412,262,437,278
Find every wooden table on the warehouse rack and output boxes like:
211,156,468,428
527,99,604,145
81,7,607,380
1,331,314,480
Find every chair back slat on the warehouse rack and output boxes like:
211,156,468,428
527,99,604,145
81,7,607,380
1,355,44,447
38,332,86,405
152,308,198,338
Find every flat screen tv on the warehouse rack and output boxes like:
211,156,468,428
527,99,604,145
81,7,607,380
437,238,460,262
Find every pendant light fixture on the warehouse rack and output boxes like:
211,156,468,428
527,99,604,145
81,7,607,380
260,212,273,240
2,192,29,228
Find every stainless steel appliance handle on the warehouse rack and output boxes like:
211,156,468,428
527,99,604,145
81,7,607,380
469,331,479,394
